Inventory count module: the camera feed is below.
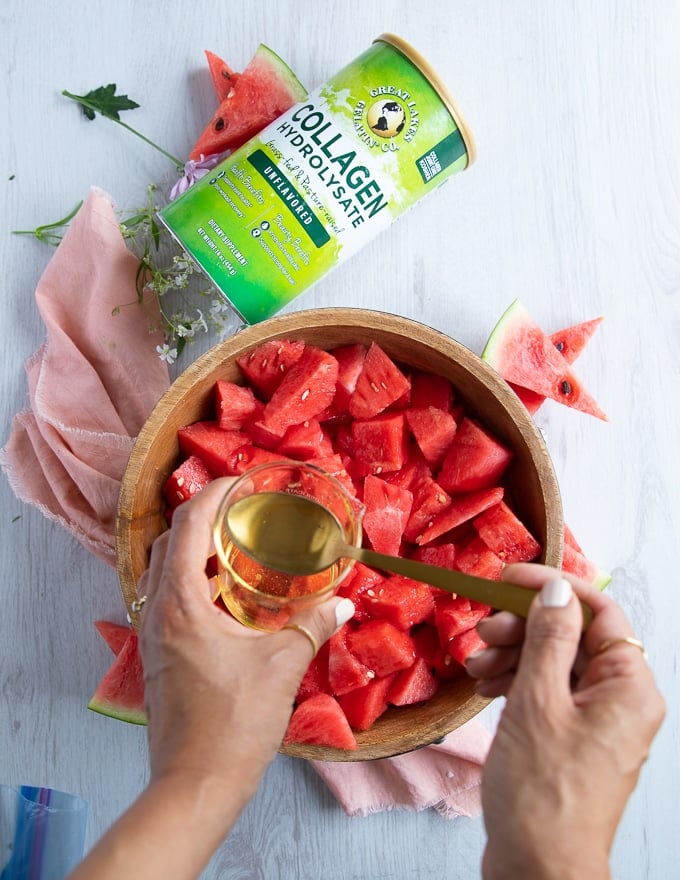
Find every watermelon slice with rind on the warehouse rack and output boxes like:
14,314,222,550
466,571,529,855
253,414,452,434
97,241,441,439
190,44,307,160
482,300,608,421
284,693,357,750
88,631,147,725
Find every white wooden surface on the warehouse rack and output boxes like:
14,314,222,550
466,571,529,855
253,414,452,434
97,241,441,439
1,2,678,877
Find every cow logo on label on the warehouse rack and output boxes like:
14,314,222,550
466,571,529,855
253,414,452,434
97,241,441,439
367,99,407,138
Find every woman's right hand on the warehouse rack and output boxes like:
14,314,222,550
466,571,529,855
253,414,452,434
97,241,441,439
465,564,665,880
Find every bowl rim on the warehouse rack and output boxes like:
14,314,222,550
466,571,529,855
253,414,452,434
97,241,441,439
116,306,563,761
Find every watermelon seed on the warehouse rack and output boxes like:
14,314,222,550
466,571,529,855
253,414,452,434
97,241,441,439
176,491,184,501
176,476,185,487
374,466,383,474
367,670,376,679
279,363,285,372
444,654,452,666
560,379,572,396
366,589,376,597
555,340,565,352
301,389,311,400
380,381,387,390
370,381,380,393
214,117,226,132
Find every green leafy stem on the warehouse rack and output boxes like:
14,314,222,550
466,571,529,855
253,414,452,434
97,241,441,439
61,85,184,170
12,201,84,245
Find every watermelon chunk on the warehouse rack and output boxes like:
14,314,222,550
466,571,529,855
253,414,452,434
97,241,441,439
347,620,416,677
455,537,506,580
473,501,541,563
327,624,374,695
204,49,240,102
435,595,490,643
177,422,249,476
403,473,451,542
416,486,505,545
163,454,214,506
88,631,146,725
362,475,412,556
329,343,367,414
337,674,396,731
405,405,458,468
276,418,334,460
283,693,357,750
412,542,458,571
364,574,435,630
388,657,439,706
437,418,513,493
349,343,411,419
215,380,262,430
190,44,308,160
448,628,488,666
409,371,454,411
336,563,387,623
236,339,306,399
482,300,608,421
260,346,339,436
351,412,409,475
94,620,133,656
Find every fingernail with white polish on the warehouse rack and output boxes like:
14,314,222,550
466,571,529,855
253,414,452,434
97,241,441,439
335,598,355,628
541,577,572,608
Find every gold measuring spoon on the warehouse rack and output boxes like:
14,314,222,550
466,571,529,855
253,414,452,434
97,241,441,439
225,492,592,628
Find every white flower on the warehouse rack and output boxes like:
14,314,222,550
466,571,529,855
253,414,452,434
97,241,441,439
156,343,178,364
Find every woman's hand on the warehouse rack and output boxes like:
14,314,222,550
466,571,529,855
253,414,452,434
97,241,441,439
466,564,665,880
138,477,354,800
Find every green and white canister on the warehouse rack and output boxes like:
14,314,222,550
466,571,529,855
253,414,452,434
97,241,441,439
160,33,476,324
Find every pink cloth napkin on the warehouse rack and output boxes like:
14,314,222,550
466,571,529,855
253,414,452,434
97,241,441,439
1,188,169,565
0,188,491,817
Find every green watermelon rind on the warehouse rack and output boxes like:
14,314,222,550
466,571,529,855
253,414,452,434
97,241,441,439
253,43,308,103
87,698,147,726
481,298,525,367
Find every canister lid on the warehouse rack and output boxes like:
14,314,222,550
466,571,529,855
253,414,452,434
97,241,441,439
373,33,477,166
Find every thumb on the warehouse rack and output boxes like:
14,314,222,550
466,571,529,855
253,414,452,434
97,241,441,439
514,576,582,699
276,596,356,665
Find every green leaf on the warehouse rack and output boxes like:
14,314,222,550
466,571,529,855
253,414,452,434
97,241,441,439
63,84,140,122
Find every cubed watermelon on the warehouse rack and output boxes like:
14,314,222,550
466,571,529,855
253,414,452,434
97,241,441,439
276,418,334,460
347,620,416,677
473,501,541,563
455,536,506,579
336,566,383,622
437,418,514,493
177,423,250,476
416,486,505,545
349,343,411,419
405,406,457,468
163,454,213,507
236,338,306,399
215,380,262,430
448,628,488,666
409,370,454,411
351,412,409,475
412,542,458,570
327,624,374,695
388,657,439,706
362,475,412,556
435,595,490,644
364,574,435,630
283,693,357,750
261,346,339,436
337,674,396,731
403,473,450,542
329,343,367,414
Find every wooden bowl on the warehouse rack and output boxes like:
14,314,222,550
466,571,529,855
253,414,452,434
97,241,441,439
117,307,563,761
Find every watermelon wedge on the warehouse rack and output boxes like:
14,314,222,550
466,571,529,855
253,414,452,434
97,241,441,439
88,631,147,725
94,620,133,656
482,300,608,421
283,693,357,750
204,49,240,101
190,44,307,160
509,317,604,414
